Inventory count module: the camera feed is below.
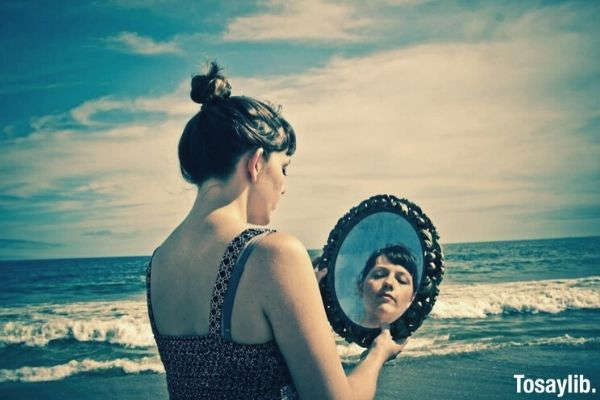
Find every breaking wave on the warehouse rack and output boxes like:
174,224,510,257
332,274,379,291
432,277,600,319
0,357,163,383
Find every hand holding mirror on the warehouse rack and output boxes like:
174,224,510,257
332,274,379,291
317,194,444,347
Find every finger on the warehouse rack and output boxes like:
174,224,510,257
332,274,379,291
311,256,322,267
315,268,328,283
395,338,408,352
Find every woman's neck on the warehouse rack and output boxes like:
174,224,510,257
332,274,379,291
187,178,249,229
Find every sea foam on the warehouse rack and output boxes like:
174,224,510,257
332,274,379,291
0,299,154,348
400,334,599,359
3,334,595,382
0,317,155,348
1,277,598,349
0,356,164,383
432,276,600,319
335,334,599,364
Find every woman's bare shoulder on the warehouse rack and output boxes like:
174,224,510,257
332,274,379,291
260,231,307,251
244,231,313,287
255,231,310,266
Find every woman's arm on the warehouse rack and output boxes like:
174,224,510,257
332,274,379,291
347,328,405,399
256,232,404,400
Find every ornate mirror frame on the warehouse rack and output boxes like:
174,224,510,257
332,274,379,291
317,194,445,347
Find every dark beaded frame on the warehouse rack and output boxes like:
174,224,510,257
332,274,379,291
317,194,445,347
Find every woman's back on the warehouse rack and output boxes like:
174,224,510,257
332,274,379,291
147,224,295,399
146,61,405,400
150,222,273,343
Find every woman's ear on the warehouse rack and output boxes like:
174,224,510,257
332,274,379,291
247,148,265,182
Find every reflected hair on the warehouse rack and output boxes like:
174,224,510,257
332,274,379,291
356,244,419,294
178,62,296,185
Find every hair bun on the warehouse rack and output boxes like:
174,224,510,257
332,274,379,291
190,62,232,105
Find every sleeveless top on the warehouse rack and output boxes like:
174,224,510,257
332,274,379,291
146,228,297,399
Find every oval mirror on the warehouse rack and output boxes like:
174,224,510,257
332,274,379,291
317,194,445,347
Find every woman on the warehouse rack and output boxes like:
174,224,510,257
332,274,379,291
146,62,405,400
356,245,419,328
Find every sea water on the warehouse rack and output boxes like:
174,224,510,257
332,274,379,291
0,237,599,398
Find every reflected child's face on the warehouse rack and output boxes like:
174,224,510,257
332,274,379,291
360,255,414,327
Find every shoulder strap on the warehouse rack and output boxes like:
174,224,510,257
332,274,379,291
221,229,272,341
208,228,274,337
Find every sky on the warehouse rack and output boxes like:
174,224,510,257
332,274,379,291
0,0,599,259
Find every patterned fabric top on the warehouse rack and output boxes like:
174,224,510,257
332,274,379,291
146,228,296,400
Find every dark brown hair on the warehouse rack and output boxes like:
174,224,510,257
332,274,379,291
178,62,296,185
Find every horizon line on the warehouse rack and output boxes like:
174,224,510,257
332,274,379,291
1,234,598,263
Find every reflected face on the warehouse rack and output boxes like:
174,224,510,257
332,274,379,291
248,151,290,225
360,255,414,327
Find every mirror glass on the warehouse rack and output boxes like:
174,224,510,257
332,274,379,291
333,212,423,328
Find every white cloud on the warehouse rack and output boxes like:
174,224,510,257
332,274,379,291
28,83,196,132
229,10,598,244
223,0,371,42
106,31,180,55
2,4,598,257
70,98,125,126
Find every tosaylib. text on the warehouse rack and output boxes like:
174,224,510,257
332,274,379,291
514,374,596,397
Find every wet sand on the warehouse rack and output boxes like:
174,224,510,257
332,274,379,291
2,346,598,400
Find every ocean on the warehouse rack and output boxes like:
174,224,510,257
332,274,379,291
1,236,599,399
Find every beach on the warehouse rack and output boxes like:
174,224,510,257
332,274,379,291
1,345,598,400
1,236,599,399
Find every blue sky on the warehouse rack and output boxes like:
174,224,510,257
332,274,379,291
1,0,599,259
